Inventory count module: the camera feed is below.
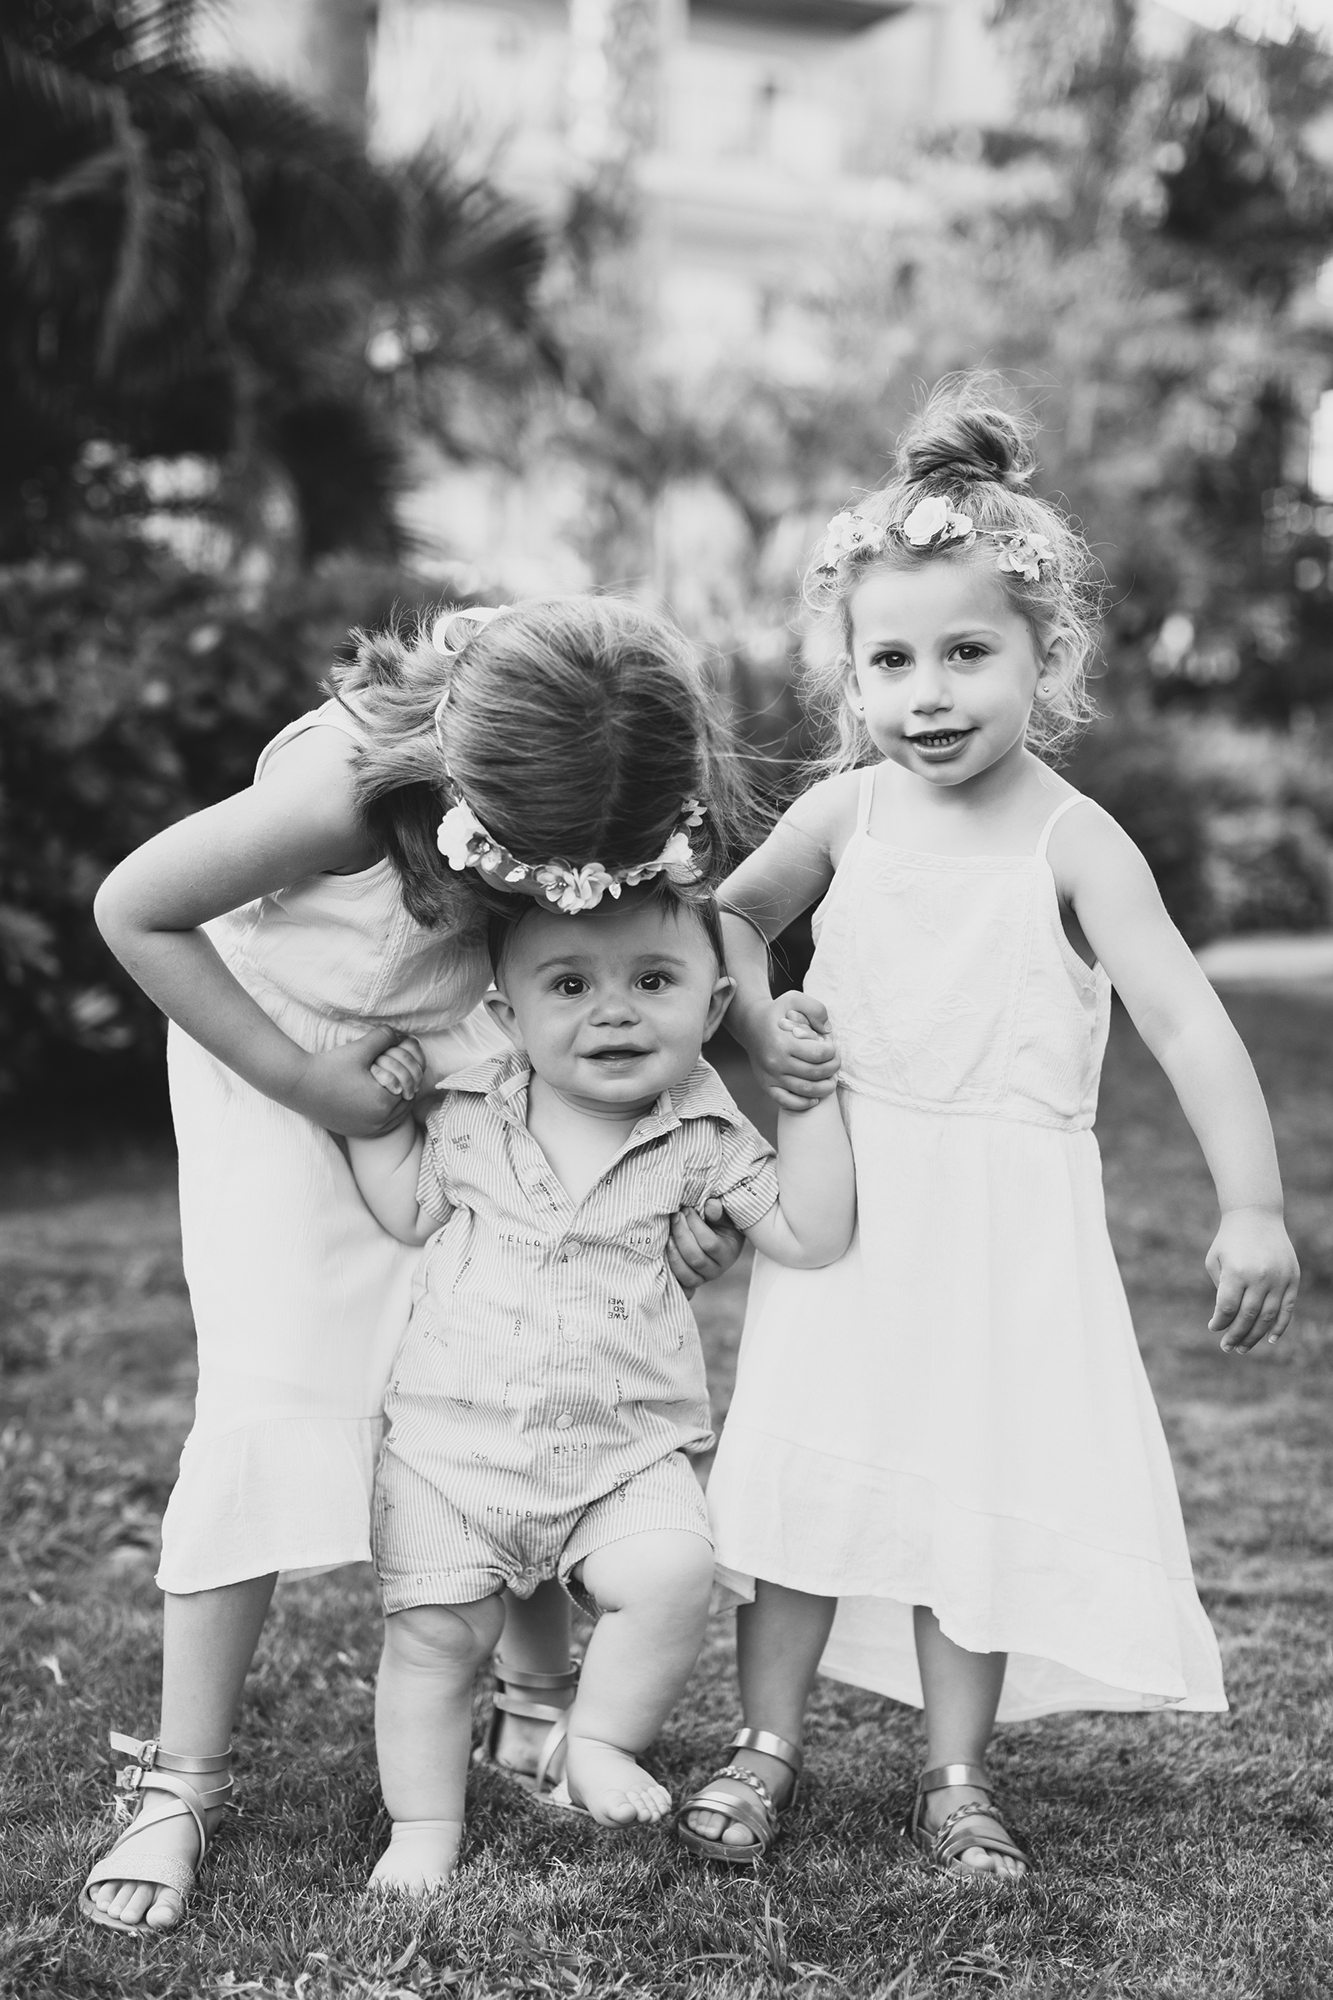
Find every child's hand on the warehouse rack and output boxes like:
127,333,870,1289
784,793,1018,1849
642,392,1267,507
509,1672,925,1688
666,1200,745,1294
1206,1207,1300,1353
295,1027,421,1138
369,1036,427,1100
751,992,839,1112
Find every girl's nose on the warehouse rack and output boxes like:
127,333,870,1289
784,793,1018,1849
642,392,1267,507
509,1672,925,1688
910,668,953,713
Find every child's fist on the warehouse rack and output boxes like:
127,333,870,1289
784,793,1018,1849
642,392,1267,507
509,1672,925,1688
752,991,839,1112
1206,1206,1300,1353
369,1036,427,1101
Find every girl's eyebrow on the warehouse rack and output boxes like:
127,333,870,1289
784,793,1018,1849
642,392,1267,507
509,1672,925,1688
860,625,1003,647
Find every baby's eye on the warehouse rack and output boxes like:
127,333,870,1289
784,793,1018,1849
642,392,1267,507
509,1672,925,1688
553,976,587,997
637,971,672,992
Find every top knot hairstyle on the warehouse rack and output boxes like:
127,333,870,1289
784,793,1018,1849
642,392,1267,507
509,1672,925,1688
803,378,1104,766
327,594,751,935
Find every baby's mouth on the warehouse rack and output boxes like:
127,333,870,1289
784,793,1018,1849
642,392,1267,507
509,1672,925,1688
585,1045,650,1062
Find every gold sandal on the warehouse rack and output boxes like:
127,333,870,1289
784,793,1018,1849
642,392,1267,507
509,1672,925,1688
472,1657,579,1801
675,1728,803,1865
80,1732,233,1933
903,1761,1030,1877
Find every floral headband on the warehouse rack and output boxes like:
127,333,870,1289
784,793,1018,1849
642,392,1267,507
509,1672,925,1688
436,797,706,914
816,497,1056,583
428,606,706,914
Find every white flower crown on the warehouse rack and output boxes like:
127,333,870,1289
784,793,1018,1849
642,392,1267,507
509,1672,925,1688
816,498,1056,583
436,797,707,914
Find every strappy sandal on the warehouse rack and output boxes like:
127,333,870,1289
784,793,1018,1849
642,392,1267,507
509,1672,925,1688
472,1657,579,1801
903,1761,1030,1879
675,1727,803,1865
80,1732,234,1933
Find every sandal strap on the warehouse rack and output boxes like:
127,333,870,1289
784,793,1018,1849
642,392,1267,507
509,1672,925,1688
929,1798,1029,1868
533,1710,571,1796
917,1762,989,1798
730,1728,804,1779
493,1658,581,1693
675,1779,776,1849
109,1734,234,1812
492,1690,574,1727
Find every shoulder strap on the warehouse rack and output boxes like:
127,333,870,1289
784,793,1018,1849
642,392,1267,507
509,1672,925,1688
856,765,877,834
253,697,364,782
1034,793,1086,860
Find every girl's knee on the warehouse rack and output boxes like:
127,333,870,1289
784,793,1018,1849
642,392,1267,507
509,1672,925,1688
385,1595,504,1671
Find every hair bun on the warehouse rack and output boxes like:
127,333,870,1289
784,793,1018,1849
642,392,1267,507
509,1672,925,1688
899,391,1034,492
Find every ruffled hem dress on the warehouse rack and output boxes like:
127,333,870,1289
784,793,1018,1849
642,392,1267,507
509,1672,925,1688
706,773,1227,1720
156,700,507,1594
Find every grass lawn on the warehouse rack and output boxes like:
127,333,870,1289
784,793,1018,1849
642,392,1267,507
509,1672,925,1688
3,993,1333,1999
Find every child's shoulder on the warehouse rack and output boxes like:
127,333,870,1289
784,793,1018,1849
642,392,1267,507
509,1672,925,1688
783,767,865,841
670,1057,756,1132
427,1049,527,1126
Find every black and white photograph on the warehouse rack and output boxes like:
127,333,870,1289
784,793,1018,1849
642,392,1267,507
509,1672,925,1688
3,0,1332,1993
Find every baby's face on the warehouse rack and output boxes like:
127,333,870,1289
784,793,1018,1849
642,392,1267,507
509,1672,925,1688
487,896,734,1117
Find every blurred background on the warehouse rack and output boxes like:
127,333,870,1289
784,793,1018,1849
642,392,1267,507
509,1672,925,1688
3,0,1332,1120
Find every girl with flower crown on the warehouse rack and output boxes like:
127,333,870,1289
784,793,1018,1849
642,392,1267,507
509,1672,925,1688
84,595,747,1932
677,384,1300,1879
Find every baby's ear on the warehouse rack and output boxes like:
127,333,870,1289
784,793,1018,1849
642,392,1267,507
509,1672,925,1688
484,987,524,1049
705,974,736,1041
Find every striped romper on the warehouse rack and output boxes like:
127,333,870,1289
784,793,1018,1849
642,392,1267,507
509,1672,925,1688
373,1048,779,1615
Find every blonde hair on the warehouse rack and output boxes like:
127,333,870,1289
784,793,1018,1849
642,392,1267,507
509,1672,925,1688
327,594,751,935
803,380,1103,769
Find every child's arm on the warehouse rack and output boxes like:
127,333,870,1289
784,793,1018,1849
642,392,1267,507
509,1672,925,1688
346,1043,441,1244
744,1091,856,1270
718,779,847,1110
1056,804,1300,1352
94,726,411,1137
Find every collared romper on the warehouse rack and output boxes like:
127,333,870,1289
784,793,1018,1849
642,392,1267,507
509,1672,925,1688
708,772,1228,1721
373,1049,779,1614
157,700,509,1594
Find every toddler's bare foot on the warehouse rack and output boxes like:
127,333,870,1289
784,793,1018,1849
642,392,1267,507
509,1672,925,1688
368,1818,464,1895
563,1737,671,1825
923,1784,1027,1880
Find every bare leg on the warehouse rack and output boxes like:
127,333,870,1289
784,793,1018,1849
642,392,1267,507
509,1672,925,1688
562,1530,715,1826
683,1579,835,1850
370,1593,505,1893
87,1572,277,1930
491,1579,576,1774
914,1605,1024,1879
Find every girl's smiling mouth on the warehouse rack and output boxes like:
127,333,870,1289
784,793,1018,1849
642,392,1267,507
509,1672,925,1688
905,727,975,758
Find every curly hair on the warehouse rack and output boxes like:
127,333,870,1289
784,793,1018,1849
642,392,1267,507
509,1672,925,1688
802,378,1105,769
326,594,752,936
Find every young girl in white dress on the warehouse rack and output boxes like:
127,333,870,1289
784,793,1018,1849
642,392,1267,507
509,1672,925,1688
679,386,1301,1879
84,596,744,1933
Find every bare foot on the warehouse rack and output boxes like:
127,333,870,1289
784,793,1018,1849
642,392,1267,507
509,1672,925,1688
683,1746,795,1851
923,1784,1027,1880
563,1737,671,1825
86,1794,223,1931
368,1819,464,1895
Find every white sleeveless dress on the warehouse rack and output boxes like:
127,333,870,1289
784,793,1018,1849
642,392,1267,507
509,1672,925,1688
708,770,1227,1720
157,700,507,1594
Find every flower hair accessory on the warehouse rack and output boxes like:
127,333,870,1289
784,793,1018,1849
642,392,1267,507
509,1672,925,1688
995,532,1056,583
815,510,889,574
435,796,707,914
900,496,974,548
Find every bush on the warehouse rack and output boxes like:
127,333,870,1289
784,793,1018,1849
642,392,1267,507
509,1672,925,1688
0,533,443,1103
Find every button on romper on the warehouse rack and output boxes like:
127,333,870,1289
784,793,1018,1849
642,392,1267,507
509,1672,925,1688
707,771,1227,1720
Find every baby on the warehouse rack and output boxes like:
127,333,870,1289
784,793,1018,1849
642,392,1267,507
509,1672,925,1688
347,880,855,1893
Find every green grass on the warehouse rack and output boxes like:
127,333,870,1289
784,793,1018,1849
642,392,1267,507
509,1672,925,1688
4,994,1333,1999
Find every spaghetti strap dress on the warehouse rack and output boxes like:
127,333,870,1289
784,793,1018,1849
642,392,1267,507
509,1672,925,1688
707,769,1227,1720
156,699,507,1595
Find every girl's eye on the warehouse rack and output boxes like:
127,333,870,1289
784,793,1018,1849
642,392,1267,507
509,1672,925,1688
868,650,910,673
553,977,587,997
953,643,988,663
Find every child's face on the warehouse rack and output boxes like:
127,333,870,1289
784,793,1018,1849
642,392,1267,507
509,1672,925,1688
846,559,1050,786
485,896,734,1117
